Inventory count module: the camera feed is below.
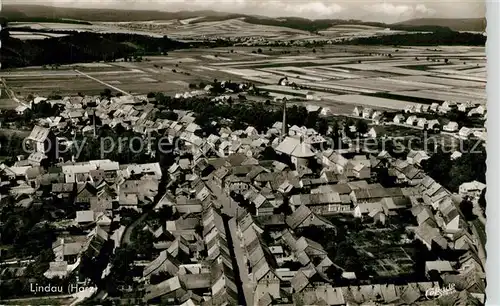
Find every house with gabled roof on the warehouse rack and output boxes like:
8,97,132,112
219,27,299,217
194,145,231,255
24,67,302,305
362,108,374,119
459,180,486,200
406,115,418,126
26,125,56,159
275,136,315,168
352,106,362,117
143,250,181,280
459,127,473,139
437,197,462,234
354,201,384,218
416,118,427,129
393,113,406,124
290,192,350,215
427,119,441,130
407,150,429,165
286,205,334,230
443,121,459,132
413,223,448,250
367,126,387,139
350,187,404,205
143,275,184,303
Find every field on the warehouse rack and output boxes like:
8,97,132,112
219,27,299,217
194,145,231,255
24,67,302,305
0,44,485,114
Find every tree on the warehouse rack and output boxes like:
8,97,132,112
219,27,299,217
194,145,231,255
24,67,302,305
312,48,316,53
106,246,137,296
101,88,112,97
444,58,449,64
356,120,369,136
459,199,475,221
317,118,329,135
257,48,262,54
478,188,486,212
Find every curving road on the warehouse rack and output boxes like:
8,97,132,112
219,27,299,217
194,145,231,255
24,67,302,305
120,211,150,246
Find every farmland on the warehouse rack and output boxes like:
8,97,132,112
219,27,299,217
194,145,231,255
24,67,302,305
0,44,485,114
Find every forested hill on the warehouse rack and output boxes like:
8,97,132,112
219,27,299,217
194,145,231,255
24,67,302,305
339,30,486,46
1,30,191,69
395,18,486,32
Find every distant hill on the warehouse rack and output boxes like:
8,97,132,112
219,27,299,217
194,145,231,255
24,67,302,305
1,5,464,34
0,5,230,22
395,18,486,32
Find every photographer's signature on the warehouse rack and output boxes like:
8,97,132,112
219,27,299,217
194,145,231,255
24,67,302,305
425,284,457,299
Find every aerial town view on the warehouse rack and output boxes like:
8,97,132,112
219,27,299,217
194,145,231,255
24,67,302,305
0,1,488,305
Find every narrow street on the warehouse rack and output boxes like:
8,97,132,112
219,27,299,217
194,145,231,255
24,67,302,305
228,217,254,306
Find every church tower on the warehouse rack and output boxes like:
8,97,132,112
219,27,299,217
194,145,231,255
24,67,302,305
281,97,287,139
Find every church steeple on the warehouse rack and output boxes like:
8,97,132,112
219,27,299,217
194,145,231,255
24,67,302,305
93,108,96,138
282,97,287,139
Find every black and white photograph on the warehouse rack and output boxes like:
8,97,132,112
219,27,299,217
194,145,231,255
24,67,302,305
0,0,490,305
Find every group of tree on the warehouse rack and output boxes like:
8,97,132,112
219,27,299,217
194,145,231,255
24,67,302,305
341,29,485,46
2,30,190,68
421,142,486,192
154,92,327,135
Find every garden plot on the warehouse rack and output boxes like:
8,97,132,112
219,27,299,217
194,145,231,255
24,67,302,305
238,52,271,58
391,90,486,104
201,55,232,61
307,81,378,94
395,75,485,88
277,55,318,60
326,77,448,92
439,88,486,100
218,68,273,77
313,68,364,79
460,66,487,74
436,73,486,83
258,85,312,97
263,67,327,81
167,80,190,87
209,58,283,67
427,63,484,70
139,77,158,83
334,64,432,75
10,33,50,40
242,75,283,85
144,57,199,64
71,63,114,68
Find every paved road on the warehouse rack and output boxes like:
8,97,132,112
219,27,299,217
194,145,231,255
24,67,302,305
74,69,132,96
